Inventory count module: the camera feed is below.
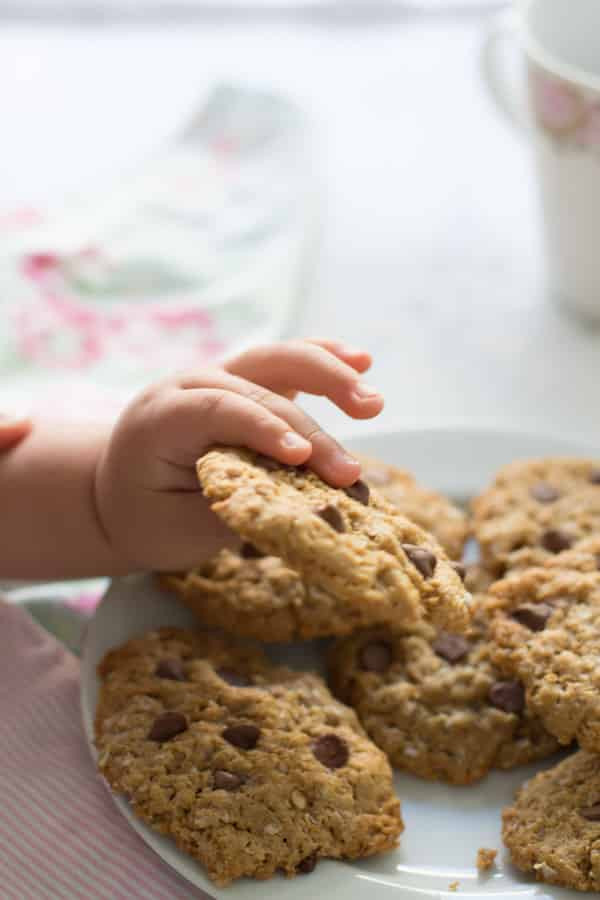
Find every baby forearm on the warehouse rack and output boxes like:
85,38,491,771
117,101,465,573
0,420,129,579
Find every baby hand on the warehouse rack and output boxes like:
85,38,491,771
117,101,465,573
95,339,383,572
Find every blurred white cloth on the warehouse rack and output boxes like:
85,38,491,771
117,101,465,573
0,83,314,421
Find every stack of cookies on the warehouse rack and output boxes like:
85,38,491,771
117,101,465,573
94,450,600,892
473,459,600,893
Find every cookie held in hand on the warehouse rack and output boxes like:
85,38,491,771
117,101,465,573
357,455,469,560
162,546,413,642
196,447,472,632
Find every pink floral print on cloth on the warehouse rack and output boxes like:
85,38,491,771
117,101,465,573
0,84,311,422
17,249,223,371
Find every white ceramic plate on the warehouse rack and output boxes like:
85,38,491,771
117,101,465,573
81,426,599,900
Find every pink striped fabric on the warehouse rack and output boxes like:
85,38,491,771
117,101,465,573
0,600,212,900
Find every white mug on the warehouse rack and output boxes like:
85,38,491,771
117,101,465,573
483,0,600,322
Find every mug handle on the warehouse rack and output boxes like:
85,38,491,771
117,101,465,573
481,10,531,132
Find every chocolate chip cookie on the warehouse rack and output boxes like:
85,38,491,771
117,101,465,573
164,455,468,641
327,597,558,785
489,563,600,751
196,447,472,633
161,548,389,642
503,750,600,892
471,457,600,574
357,456,469,559
95,628,403,886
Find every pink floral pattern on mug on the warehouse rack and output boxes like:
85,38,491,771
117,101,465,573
531,65,600,149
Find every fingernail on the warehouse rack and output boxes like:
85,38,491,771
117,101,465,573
281,431,310,450
336,450,359,468
338,344,363,356
353,382,380,399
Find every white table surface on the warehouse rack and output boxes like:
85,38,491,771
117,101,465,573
1,13,600,445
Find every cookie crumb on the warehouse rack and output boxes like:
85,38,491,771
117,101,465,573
477,847,497,871
449,881,459,891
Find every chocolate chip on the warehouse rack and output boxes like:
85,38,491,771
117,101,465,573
218,667,251,687
343,479,370,505
402,544,437,578
223,723,260,749
254,453,280,471
297,853,318,874
511,602,554,631
214,770,245,791
541,529,573,553
596,554,600,571
580,803,600,821
590,470,600,484
433,632,471,664
147,711,188,742
451,561,467,581
240,542,264,559
311,734,349,769
316,504,345,533
359,640,393,672
488,680,525,714
154,658,186,681
530,482,560,503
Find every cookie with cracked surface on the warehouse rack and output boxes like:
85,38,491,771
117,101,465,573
196,447,472,633
502,750,600,892
488,564,600,751
95,628,403,887
163,456,467,641
327,597,558,785
162,545,413,642
471,457,600,574
357,456,469,559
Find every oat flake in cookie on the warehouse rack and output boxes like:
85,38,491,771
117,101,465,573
327,596,558,785
196,447,472,633
471,457,600,574
488,562,600,751
95,628,403,887
502,751,600,892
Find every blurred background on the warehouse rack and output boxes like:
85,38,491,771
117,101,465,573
1,0,600,446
